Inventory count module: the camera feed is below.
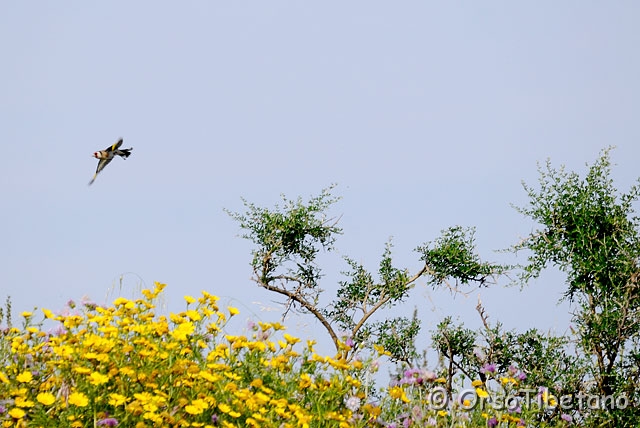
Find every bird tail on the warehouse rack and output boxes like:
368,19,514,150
118,148,133,159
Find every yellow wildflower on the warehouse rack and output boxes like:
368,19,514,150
141,288,154,299
109,393,128,406
8,408,25,419
171,321,195,341
14,397,35,408
113,296,130,306
185,309,201,321
362,403,381,417
185,398,209,415
283,333,300,345
16,371,32,383
299,373,312,388
476,388,489,399
89,372,110,386
388,386,410,403
68,392,89,407
36,392,56,406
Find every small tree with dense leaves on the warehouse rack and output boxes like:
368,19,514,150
513,147,640,424
227,186,504,362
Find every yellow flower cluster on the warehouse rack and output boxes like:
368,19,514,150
0,283,372,427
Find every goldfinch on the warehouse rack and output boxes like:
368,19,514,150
89,138,133,185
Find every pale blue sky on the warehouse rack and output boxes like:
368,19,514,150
2,2,640,361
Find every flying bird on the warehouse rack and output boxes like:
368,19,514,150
88,138,133,185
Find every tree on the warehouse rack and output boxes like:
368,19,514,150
513,147,640,423
432,316,477,393
227,185,504,361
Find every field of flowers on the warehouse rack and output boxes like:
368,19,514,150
0,282,572,427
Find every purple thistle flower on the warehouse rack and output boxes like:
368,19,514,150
424,370,436,382
561,413,573,422
508,404,522,414
97,418,118,427
480,363,496,374
345,395,361,412
538,386,547,397
400,368,434,385
487,417,499,427
211,414,219,425
400,369,418,385
49,324,67,337
258,329,271,340
411,405,423,419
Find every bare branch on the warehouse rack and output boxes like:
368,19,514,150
476,296,491,331
255,272,341,353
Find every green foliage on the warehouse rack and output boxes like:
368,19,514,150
324,242,420,361
328,242,411,335
432,316,477,391
374,310,421,365
496,328,585,394
0,296,12,328
514,147,640,298
0,296,11,366
430,309,594,425
417,226,506,288
223,148,640,423
226,185,342,288
513,147,640,422
229,187,504,362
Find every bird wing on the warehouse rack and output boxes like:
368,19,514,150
105,138,123,152
88,157,114,185
95,157,113,175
